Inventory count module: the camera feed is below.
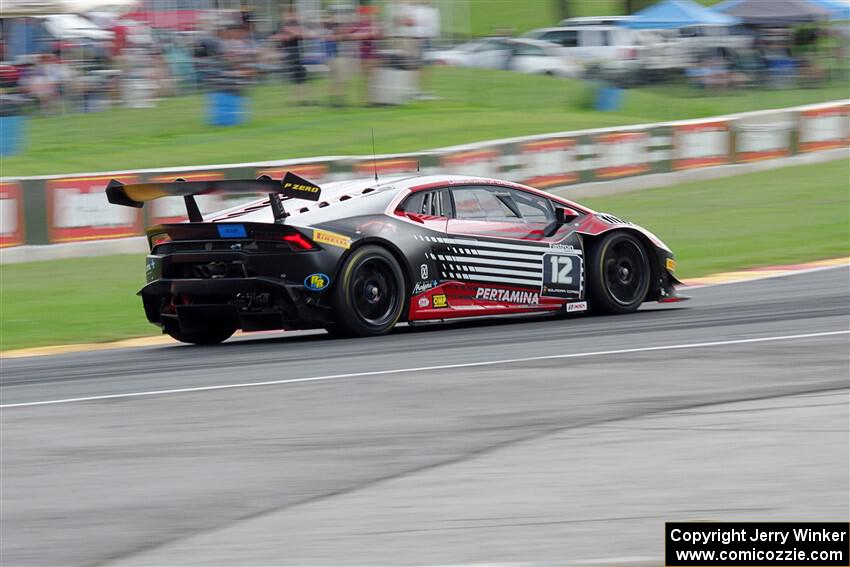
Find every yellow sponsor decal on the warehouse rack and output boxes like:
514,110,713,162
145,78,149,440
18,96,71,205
432,294,448,308
282,182,320,193
304,273,329,291
666,258,677,272
312,229,351,250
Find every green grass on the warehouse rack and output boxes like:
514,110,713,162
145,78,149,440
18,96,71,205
1,159,847,351
0,255,151,351
3,68,847,178
581,159,850,276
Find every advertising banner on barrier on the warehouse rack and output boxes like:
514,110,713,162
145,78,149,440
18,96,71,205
46,174,144,243
735,111,793,162
593,131,650,179
798,104,850,152
352,157,420,177
255,163,330,181
0,181,25,248
673,121,730,170
515,138,579,188
441,148,502,177
147,171,226,225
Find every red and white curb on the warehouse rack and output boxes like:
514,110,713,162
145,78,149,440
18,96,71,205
680,256,849,288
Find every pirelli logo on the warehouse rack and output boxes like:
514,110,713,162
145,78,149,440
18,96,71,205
313,229,351,250
666,258,677,272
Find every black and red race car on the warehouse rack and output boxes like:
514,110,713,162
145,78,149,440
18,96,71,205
106,172,685,344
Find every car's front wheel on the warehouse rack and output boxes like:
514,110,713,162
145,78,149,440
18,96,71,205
328,245,406,337
588,231,651,314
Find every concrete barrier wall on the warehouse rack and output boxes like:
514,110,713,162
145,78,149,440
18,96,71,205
0,100,847,249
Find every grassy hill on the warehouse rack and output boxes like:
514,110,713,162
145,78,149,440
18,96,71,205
3,67,846,178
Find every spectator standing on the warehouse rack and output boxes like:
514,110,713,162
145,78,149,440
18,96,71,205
324,14,357,107
19,54,59,114
273,9,309,105
353,5,383,106
42,52,77,111
119,45,158,108
394,0,440,99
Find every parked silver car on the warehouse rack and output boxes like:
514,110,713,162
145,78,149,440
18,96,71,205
425,37,582,78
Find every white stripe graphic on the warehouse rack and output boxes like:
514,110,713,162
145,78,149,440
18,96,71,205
450,248,542,261
439,236,581,255
436,254,541,270
463,274,542,286
466,265,542,277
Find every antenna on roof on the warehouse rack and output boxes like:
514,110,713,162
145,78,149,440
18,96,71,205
371,128,379,182
416,160,420,174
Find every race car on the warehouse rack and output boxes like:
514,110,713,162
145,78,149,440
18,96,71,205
106,172,685,344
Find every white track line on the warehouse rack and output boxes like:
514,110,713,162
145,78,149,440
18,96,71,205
2,330,847,409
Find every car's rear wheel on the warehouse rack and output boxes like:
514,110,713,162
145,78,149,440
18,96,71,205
329,245,405,337
164,325,236,345
588,231,651,314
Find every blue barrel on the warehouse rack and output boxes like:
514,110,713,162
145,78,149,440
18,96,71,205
594,86,624,112
206,92,249,126
0,115,26,156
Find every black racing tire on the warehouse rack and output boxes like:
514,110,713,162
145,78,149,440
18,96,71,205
165,325,236,345
587,231,651,315
330,245,406,337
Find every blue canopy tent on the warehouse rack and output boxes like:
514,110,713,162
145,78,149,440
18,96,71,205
713,0,849,21
621,0,741,29
715,0,831,25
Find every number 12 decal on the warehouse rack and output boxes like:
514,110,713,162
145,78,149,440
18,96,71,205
548,255,573,284
542,253,582,298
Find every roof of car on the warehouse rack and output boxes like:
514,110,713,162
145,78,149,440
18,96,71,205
558,16,635,25
528,25,624,33
209,174,534,224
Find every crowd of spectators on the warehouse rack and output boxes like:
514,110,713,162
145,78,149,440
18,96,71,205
685,25,845,91
0,1,441,118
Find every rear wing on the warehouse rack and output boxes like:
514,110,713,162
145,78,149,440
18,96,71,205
105,171,321,223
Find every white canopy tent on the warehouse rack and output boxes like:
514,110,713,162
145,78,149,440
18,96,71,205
0,0,136,17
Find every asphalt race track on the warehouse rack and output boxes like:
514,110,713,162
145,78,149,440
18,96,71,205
2,266,848,567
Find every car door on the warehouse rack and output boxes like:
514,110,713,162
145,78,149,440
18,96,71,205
396,187,452,296
577,28,607,62
510,43,550,74
443,185,584,311
473,38,511,69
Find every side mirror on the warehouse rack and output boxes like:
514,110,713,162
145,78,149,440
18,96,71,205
544,207,579,237
555,206,579,225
